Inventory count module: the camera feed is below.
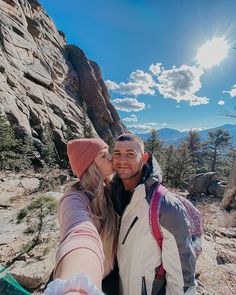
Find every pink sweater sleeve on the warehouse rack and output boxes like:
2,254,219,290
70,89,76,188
54,190,105,276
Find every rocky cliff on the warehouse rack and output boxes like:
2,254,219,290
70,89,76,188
0,0,126,156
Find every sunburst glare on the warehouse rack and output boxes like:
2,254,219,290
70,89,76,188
196,37,229,69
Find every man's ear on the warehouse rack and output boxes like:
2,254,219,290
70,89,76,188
141,152,149,164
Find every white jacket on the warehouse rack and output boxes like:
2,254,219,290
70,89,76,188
114,155,196,295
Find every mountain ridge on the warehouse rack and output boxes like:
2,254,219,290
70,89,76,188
138,123,236,146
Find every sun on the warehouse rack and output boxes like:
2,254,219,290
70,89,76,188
196,37,229,69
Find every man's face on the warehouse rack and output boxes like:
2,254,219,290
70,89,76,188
112,140,144,180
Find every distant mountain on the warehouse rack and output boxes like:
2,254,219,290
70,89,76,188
138,124,236,146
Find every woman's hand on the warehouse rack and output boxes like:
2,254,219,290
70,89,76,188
43,273,105,295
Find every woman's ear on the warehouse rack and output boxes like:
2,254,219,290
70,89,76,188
141,152,149,164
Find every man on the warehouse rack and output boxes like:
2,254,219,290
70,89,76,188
112,134,196,295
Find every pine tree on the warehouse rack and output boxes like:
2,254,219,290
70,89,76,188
171,142,194,189
162,144,175,186
0,115,22,170
104,133,116,152
20,136,37,170
203,128,232,172
64,125,78,141
184,130,202,173
145,129,164,164
81,102,94,138
41,123,57,167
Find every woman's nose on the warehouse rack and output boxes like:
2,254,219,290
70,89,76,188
107,154,112,161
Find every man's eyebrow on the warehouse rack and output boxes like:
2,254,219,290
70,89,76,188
113,149,135,153
113,149,120,153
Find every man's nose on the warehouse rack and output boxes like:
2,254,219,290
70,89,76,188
116,154,128,161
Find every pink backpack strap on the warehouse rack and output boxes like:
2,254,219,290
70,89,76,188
150,184,168,279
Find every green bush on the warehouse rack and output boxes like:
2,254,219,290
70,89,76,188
16,195,57,252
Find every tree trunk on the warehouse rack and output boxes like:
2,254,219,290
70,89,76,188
211,146,217,171
222,156,236,208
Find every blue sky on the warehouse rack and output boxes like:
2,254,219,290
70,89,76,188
40,0,236,133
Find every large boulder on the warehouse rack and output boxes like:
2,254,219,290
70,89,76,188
0,0,127,158
208,181,226,198
8,249,56,290
188,172,221,197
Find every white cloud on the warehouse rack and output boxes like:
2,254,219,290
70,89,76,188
105,80,118,91
105,69,156,96
122,114,138,122
181,127,206,132
218,100,225,105
126,124,153,134
146,122,159,127
112,98,145,112
189,94,209,106
223,84,236,97
107,63,210,107
130,70,154,84
157,65,209,106
161,123,168,127
126,122,162,134
149,63,162,75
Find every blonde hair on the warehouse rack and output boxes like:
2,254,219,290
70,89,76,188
72,162,117,272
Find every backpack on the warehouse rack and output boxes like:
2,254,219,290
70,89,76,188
149,184,203,279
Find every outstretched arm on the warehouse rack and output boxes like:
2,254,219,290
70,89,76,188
54,191,104,292
55,248,102,289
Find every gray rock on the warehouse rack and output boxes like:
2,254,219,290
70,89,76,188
8,250,56,289
188,172,220,197
208,183,226,198
223,158,236,209
20,177,40,192
44,191,63,201
0,0,127,159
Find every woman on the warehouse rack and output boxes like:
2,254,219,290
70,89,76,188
44,138,118,295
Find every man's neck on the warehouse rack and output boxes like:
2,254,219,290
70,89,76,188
123,171,142,192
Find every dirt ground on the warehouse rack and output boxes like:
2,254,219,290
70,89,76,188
0,172,235,295
195,196,236,295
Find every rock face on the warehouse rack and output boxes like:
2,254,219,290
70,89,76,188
223,157,236,209
0,0,126,156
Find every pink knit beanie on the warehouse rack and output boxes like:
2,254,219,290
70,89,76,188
67,138,108,179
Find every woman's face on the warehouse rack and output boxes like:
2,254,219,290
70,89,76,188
94,147,113,178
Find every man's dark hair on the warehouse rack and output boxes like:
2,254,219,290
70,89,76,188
116,133,144,153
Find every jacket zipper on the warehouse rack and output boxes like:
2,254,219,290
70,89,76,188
121,216,138,245
141,276,148,295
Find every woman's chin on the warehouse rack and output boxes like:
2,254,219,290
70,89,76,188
105,172,115,180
